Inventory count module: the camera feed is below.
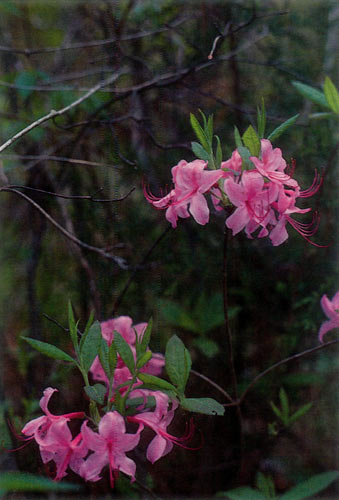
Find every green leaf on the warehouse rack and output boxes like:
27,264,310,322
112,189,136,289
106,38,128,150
136,350,152,369
237,146,251,165
288,402,313,425
279,387,289,423
242,125,260,157
113,331,135,374
216,486,266,499
158,299,199,332
206,114,214,143
267,114,299,142
270,400,282,420
137,372,177,392
78,311,95,353
84,384,107,405
292,81,329,108
79,321,102,372
324,76,339,114
165,335,191,392
191,141,210,161
193,337,219,358
67,301,78,351
190,113,209,150
279,471,339,500
257,98,266,138
98,338,111,379
14,71,37,98
234,126,243,149
22,337,74,363
215,135,223,167
140,317,153,355
0,472,80,492
181,397,224,415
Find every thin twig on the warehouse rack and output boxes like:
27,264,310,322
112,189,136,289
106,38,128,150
112,225,172,315
0,154,120,170
0,188,129,269
239,339,339,404
0,72,122,154
5,184,135,202
190,369,233,403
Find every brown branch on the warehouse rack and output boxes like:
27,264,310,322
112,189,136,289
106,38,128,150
4,185,135,202
0,154,121,170
0,187,130,269
238,339,339,404
0,72,122,154
190,369,233,403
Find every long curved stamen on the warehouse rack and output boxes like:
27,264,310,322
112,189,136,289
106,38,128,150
286,212,328,247
299,170,323,198
158,419,202,450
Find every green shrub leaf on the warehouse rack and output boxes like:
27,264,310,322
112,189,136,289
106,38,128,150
180,397,225,415
22,337,74,363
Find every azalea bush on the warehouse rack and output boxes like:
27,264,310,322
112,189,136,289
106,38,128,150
0,1,338,499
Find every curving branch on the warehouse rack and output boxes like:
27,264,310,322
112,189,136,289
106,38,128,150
0,187,130,269
0,72,122,154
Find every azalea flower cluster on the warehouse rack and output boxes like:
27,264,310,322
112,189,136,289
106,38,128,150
21,317,192,488
145,139,322,246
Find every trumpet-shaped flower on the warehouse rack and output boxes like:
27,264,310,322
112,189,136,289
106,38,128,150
144,159,223,227
21,388,84,447
318,291,339,342
80,412,141,488
127,391,195,464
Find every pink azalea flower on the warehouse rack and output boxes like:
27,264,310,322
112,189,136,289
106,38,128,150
144,159,223,227
90,316,165,391
38,420,88,481
127,391,195,464
224,170,278,238
21,388,84,446
318,291,339,342
80,412,141,488
250,139,298,188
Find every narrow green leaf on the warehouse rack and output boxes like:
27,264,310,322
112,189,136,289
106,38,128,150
279,471,339,500
288,402,313,425
279,388,289,423
113,331,135,374
80,321,102,372
191,141,210,161
242,125,260,157
181,397,224,416
206,114,214,143
108,342,117,374
22,337,74,363
84,384,106,405
68,301,78,351
136,350,152,369
0,472,81,492
234,126,243,149
324,76,339,114
79,310,95,353
140,318,153,355
267,114,299,142
98,338,110,379
257,97,266,138
237,146,251,166
190,113,209,150
216,486,266,499
309,112,335,120
137,372,177,392
165,335,191,392
215,135,223,167
292,81,329,108
270,400,282,420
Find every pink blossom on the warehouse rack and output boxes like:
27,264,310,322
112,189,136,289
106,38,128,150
38,421,87,481
90,316,165,391
318,291,339,342
128,391,194,464
21,388,84,446
80,412,141,488
144,159,223,227
250,139,298,188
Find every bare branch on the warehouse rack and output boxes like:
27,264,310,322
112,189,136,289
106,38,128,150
4,184,135,202
190,369,233,403
0,187,130,269
0,72,122,154
0,154,121,170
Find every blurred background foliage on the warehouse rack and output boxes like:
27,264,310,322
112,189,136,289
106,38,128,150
0,0,338,498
